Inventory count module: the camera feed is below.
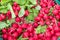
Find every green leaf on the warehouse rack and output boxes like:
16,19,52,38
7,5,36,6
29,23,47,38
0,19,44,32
0,6,6,9
18,35,28,40
49,7,54,13
35,5,41,10
7,20,11,26
28,7,33,13
18,6,25,17
35,25,42,34
7,3,16,18
13,0,26,5
18,35,22,40
0,22,7,30
1,0,12,5
26,13,34,22
6,18,15,26
0,7,8,13
32,8,39,17
40,25,47,33
0,6,8,13
27,5,34,7
29,0,36,5
26,8,39,22
49,7,54,15
0,8,8,13
1,0,8,5
35,25,47,34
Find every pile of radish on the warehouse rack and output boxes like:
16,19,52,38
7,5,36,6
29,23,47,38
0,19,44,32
0,0,60,40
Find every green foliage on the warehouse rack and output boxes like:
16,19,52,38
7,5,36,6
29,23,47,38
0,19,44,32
0,0,38,30
49,7,54,15
0,6,8,13
26,8,39,22
0,22,7,30
7,3,16,18
0,0,11,13
0,18,15,30
0,0,13,13
49,7,54,13
6,18,15,26
29,0,36,5
0,0,37,17
35,25,47,34
35,5,41,10
26,13,34,22
13,0,26,5
1,0,12,5
18,35,28,40
18,6,25,17
13,0,36,5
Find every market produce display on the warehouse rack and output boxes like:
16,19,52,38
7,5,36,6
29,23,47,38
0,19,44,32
0,0,60,40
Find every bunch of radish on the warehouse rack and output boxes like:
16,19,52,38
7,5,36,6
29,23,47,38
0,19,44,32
0,0,60,40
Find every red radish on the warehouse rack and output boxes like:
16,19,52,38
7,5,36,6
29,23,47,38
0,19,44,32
2,28,7,34
12,32,19,38
12,23,19,28
24,10,29,16
15,17,21,22
17,27,22,34
2,34,7,39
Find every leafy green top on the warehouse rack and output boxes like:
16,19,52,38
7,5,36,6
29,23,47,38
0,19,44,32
0,0,40,30
35,25,47,34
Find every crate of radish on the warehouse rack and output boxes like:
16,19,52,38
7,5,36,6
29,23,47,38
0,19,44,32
0,0,60,40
